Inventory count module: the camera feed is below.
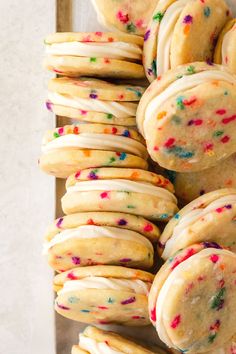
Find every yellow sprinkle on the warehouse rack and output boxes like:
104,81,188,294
157,111,167,120
205,150,215,157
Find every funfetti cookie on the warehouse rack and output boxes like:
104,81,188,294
61,167,178,221
158,188,236,260
143,0,230,82
91,0,159,36
44,32,145,79
46,77,144,126
44,211,160,272
149,243,236,353
54,265,154,326
72,326,165,354
39,123,148,178
215,19,236,74
166,153,236,203
137,62,236,172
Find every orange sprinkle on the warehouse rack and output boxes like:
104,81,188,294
130,171,140,179
184,24,190,35
219,263,226,270
157,111,167,120
83,150,91,157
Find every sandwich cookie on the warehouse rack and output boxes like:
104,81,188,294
44,32,145,79
39,123,148,178
61,167,178,221
159,188,236,259
143,0,230,82
46,77,144,126
166,153,236,203
44,212,160,272
54,265,154,326
149,243,236,353
91,0,158,36
72,326,165,354
137,62,236,172
215,19,236,74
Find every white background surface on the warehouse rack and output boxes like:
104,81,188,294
0,1,236,354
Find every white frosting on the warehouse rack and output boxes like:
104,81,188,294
45,41,142,60
79,334,124,354
66,179,177,203
162,195,236,259
43,225,153,254
48,92,137,118
143,70,236,136
222,25,236,66
156,0,189,75
58,277,151,295
42,133,147,159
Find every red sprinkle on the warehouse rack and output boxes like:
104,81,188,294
216,109,226,115
210,254,219,263
112,127,118,134
164,138,175,148
150,307,156,322
221,135,230,143
144,223,154,232
98,306,108,310
183,96,197,106
171,248,195,270
222,115,236,124
100,192,109,199
170,314,181,329
67,272,78,280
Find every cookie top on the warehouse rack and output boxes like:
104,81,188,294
159,188,236,258
143,0,230,82
45,212,160,243
92,0,159,36
149,244,236,352
48,77,145,102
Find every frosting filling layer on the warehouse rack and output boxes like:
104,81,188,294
79,334,124,354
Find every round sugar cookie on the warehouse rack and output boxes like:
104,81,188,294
54,265,154,326
158,188,236,259
137,62,236,172
143,0,230,82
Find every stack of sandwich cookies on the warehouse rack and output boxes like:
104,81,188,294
166,153,236,202
158,189,236,260
149,243,236,353
46,77,144,126
72,326,166,354
137,62,236,172
44,32,145,79
44,212,160,272
215,19,236,74
39,124,148,178
143,0,230,82
61,167,178,221
54,265,154,326
91,0,159,36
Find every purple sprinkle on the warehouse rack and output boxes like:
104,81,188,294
120,258,132,262
118,219,127,226
46,100,53,111
89,93,98,99
203,242,222,249
217,299,225,311
206,58,214,66
72,256,81,265
183,15,193,24
121,296,136,305
56,217,63,228
56,302,70,310
144,29,151,41
225,204,232,209
188,120,194,126
158,241,165,249
89,171,98,180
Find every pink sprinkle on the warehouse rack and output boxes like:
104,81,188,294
116,11,129,24
58,127,64,135
222,115,236,124
80,110,87,115
98,306,108,310
57,303,70,310
216,109,226,115
75,171,81,179
67,272,78,280
150,307,156,322
216,207,223,213
56,217,63,228
153,146,159,151
170,314,181,329
100,192,109,199
144,223,154,232
121,296,136,305
95,31,102,36
164,138,175,148
53,69,63,73
135,19,144,28
210,254,219,263
221,135,230,143
204,143,213,152
72,257,80,265
132,316,142,319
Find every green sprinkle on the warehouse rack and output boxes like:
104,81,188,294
224,91,229,96
53,132,60,138
153,12,164,22
90,57,97,62
204,6,211,17
126,87,142,98
107,113,113,120
126,22,136,33
176,74,183,79
108,297,115,304
176,96,185,110
151,60,157,76
208,333,217,343
127,205,136,209
213,130,224,137
172,115,182,125
187,65,196,74
211,288,226,310
109,157,116,164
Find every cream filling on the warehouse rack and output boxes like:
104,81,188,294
156,0,189,76
143,70,236,136
43,225,153,254
48,92,137,118
222,25,236,66
42,133,147,159
79,334,124,354
163,195,236,259
58,277,151,295
66,179,177,203
45,41,142,60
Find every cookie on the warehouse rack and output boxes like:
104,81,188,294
149,243,236,353
143,0,230,82
137,62,236,172
54,265,154,326
158,189,236,259
61,167,178,221
39,123,148,178
46,77,144,126
91,0,158,36
44,32,145,78
214,19,236,74
44,211,160,272
166,153,236,203
72,326,164,354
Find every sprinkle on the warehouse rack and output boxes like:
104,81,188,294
107,113,113,120
216,109,226,115
87,218,95,225
72,257,80,265
188,119,203,126
46,101,53,111
88,170,98,180
204,6,211,17
187,65,196,74
127,205,135,209
144,223,153,232
166,146,195,159
144,29,151,41
56,303,70,311
210,254,219,263
90,57,97,62
67,272,78,280
119,152,127,160
151,307,156,322
120,258,132,262
170,314,181,329
183,24,191,35
111,127,118,134
53,132,60,138
89,92,98,99
211,288,226,310
153,12,164,22
174,213,180,219
183,15,193,24
56,217,63,228
222,115,236,124
122,129,131,137
213,130,224,137
107,297,115,304
126,23,136,33
73,126,79,134
172,115,182,124
81,309,90,313
126,87,142,98
75,171,81,179
176,96,185,110
221,135,230,144
98,306,108,310
164,138,175,148
203,242,222,249
132,316,142,319
100,192,109,199
157,111,167,120
171,248,195,270
121,296,136,305
116,11,129,24
183,96,197,106
118,219,127,226
80,110,87,115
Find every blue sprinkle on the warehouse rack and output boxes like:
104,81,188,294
166,146,195,159
119,152,127,160
174,213,180,219
122,130,131,137
80,309,90,313
204,6,211,17
159,213,169,219
126,87,142,98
